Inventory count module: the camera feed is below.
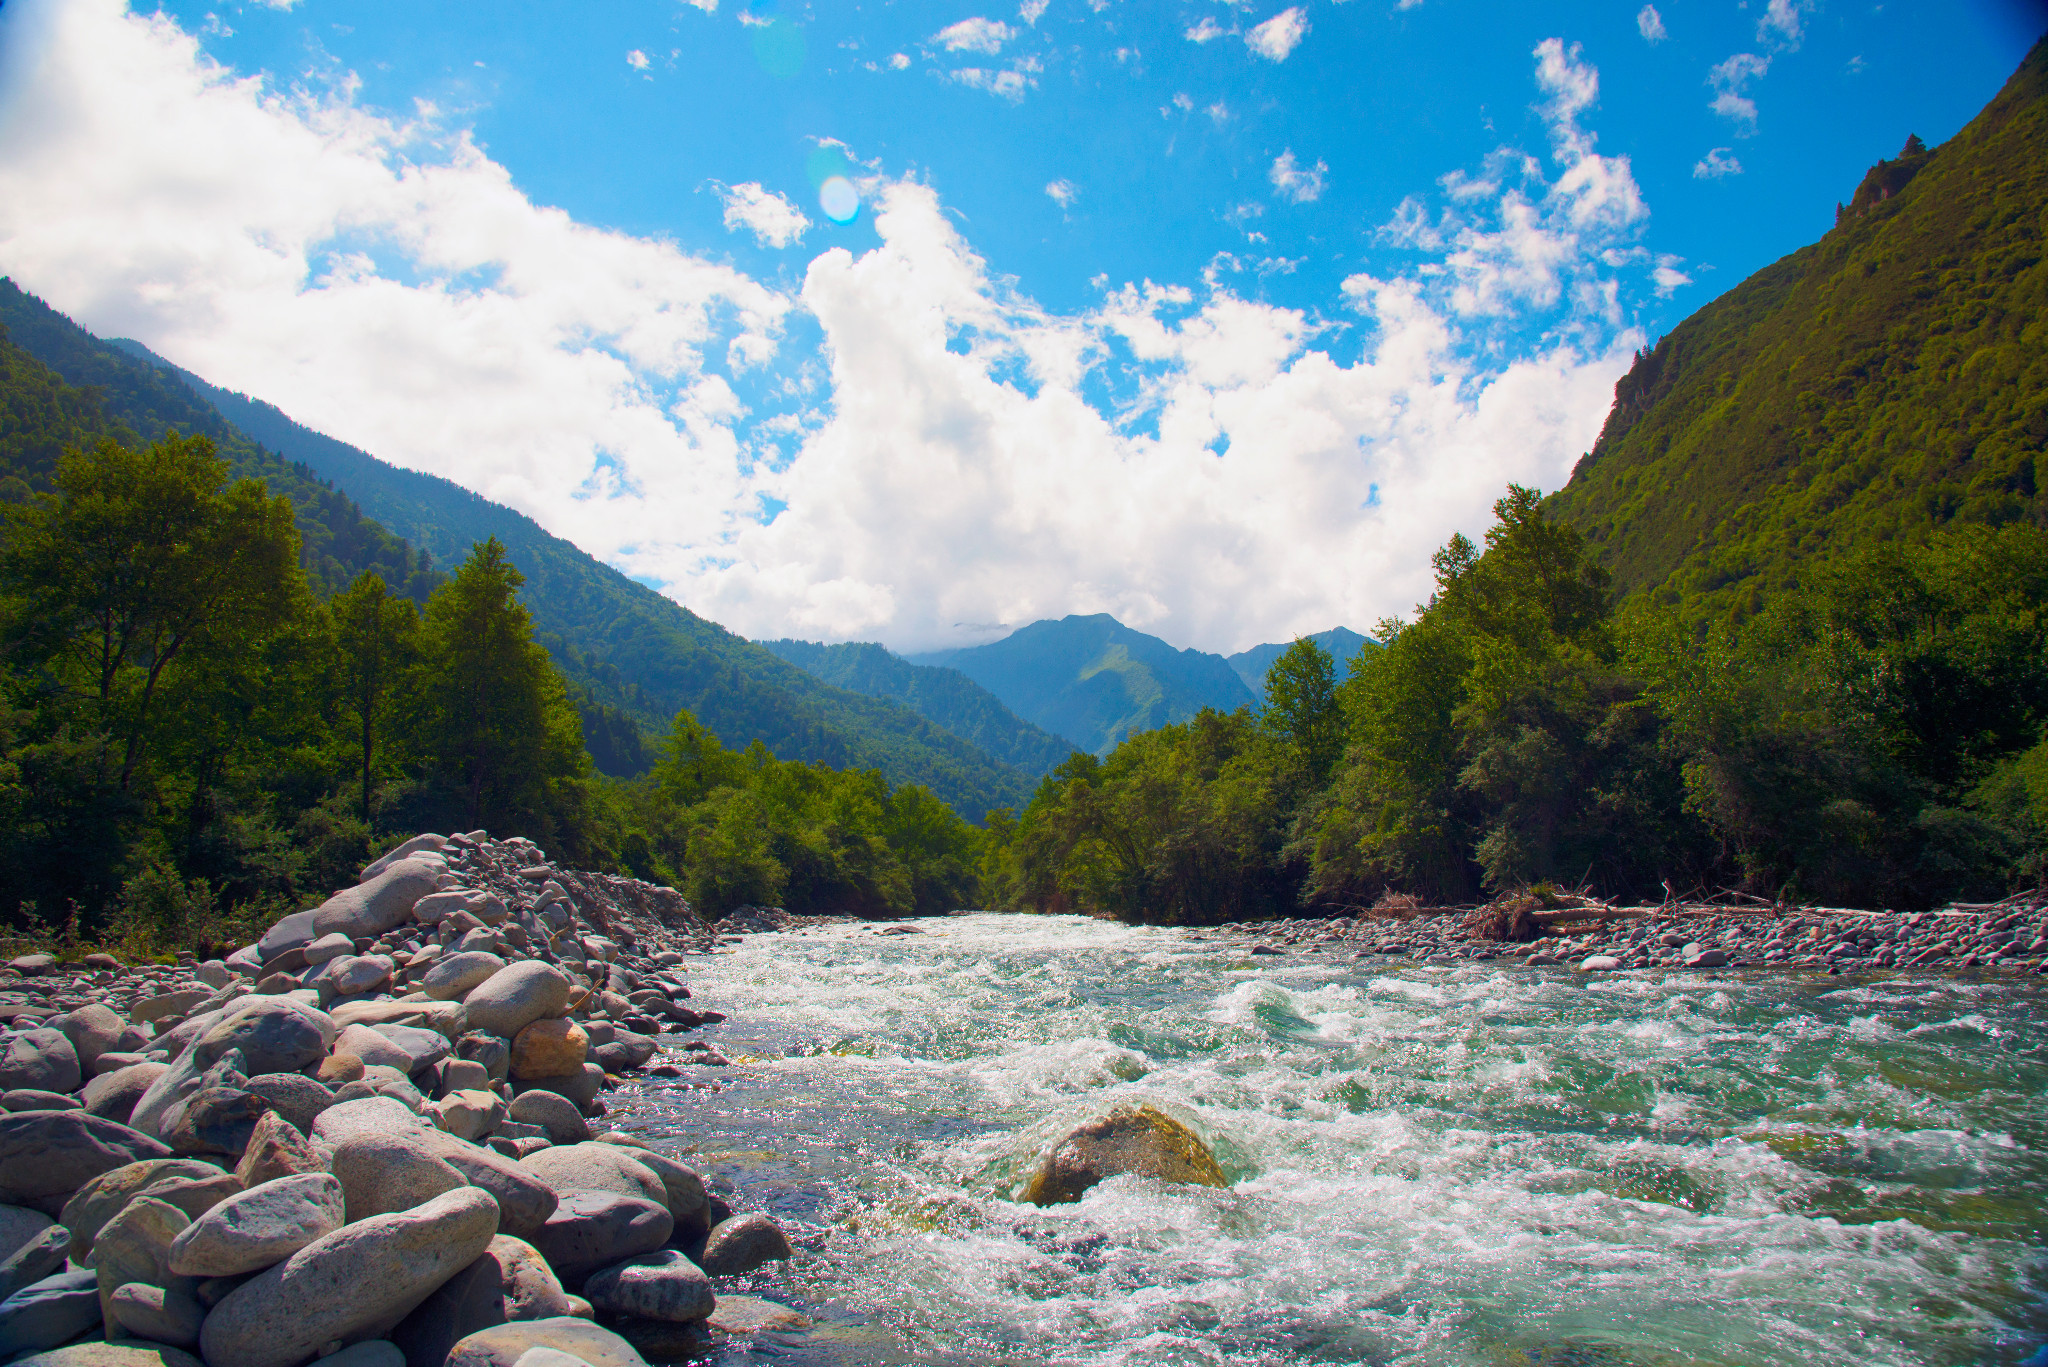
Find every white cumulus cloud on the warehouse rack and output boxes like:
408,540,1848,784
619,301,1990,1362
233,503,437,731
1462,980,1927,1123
1268,150,1326,203
626,49,649,70
0,0,1648,659
719,182,809,248
1185,18,1226,43
933,17,1015,54
1246,8,1307,62
1708,52,1769,131
1757,0,1806,50
1636,5,1667,43
1045,179,1076,209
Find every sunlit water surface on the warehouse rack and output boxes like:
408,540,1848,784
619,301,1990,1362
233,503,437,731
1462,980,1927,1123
600,914,2048,1367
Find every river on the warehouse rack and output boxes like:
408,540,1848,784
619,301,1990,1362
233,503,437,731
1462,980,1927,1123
601,913,2048,1367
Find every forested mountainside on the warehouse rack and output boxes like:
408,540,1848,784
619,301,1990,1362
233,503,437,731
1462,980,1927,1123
1549,36,2048,620
0,285,435,604
758,639,1075,777
1227,627,1371,692
909,614,1258,755
0,282,1034,819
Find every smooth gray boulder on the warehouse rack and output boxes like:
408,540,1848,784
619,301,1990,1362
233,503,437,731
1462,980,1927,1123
258,910,319,961
372,1025,451,1074
0,1270,103,1359
505,1091,587,1146
194,999,333,1076
422,953,509,1003
334,1025,418,1073
582,1251,713,1323
698,1212,792,1277
622,1153,708,1236
312,1096,431,1146
57,1159,225,1262
80,1063,167,1125
518,1145,665,1208
527,1192,671,1286
462,964,573,1040
0,1110,173,1214
198,1186,500,1367
445,1319,647,1367
330,1131,467,1223
1,1090,78,1112
107,1283,205,1348
90,1195,188,1340
390,1235,574,1367
419,1133,558,1241
243,1073,334,1136
167,1172,345,1277
162,1087,268,1160
456,1034,511,1084
361,835,448,884
303,933,355,966
50,1005,126,1074
10,1344,206,1367
0,1029,81,1095
0,1221,68,1302
313,858,446,941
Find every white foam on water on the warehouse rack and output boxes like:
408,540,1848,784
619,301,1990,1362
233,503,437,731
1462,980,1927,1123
615,914,2048,1366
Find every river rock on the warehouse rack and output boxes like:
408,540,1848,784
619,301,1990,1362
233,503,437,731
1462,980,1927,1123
389,1236,574,1367
433,1090,507,1143
199,1186,500,1367
511,1066,604,1112
419,1133,559,1241
0,1270,104,1359
2,1090,78,1112
244,1073,335,1136
312,1097,431,1145
128,1170,241,1224
0,1110,174,1214
304,934,355,966
590,1032,656,1074
375,1026,452,1075
423,953,509,1003
0,1222,69,1302
697,1213,792,1276
107,1282,205,1348
80,1063,167,1125
1578,955,1623,972
51,1005,127,1074
330,1130,467,1222
706,1296,810,1334
1684,947,1730,968
163,1086,269,1160
506,1092,587,1146
612,1153,706,1235
10,1344,206,1367
510,1020,586,1081
1020,1104,1229,1206
335,1025,417,1073
463,965,574,1041
58,1159,224,1262
327,955,397,998
130,989,212,1027
258,911,319,962
234,1110,325,1187
582,1251,714,1322
92,1195,188,1338
313,858,447,942
167,1172,344,1277
6,954,55,977
527,1192,671,1286
0,1029,81,1095
312,1341,405,1367
518,1145,665,1207
445,1318,648,1367
457,1035,512,1084
362,835,448,884
330,1000,467,1038
193,999,334,1075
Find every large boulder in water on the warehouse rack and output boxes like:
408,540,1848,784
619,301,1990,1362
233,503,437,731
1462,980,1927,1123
1020,1105,1229,1206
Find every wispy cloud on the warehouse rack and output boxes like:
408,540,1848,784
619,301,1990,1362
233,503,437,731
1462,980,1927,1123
1185,17,1227,44
1692,147,1743,178
1651,254,1691,296
1707,52,1769,131
933,17,1016,54
1246,8,1308,62
1269,150,1327,203
626,49,650,70
946,66,1033,101
720,182,810,248
1757,0,1806,50
1045,179,1076,209
1636,5,1667,43
1019,0,1048,23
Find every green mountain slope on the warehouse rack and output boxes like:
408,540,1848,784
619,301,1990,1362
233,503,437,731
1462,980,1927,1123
0,283,438,603
909,614,1258,755
50,323,1032,819
757,639,1077,777
1549,36,2048,618
1226,627,1372,691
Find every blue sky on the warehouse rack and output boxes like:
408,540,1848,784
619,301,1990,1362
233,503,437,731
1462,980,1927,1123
0,0,2040,651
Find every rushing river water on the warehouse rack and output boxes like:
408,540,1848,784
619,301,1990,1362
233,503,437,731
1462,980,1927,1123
602,914,2048,1367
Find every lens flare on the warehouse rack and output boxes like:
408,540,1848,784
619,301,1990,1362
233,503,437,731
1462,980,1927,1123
818,176,860,224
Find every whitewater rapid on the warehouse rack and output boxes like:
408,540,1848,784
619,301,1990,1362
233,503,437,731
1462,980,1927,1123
602,914,2048,1366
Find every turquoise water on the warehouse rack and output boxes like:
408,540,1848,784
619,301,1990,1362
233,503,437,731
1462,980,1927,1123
602,914,2048,1367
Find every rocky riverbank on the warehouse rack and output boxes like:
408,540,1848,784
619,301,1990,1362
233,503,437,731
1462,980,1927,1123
0,831,805,1367
1193,892,2048,975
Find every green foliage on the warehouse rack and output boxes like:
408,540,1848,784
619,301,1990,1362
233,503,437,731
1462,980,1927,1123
1548,40,2048,624
1260,637,1344,785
